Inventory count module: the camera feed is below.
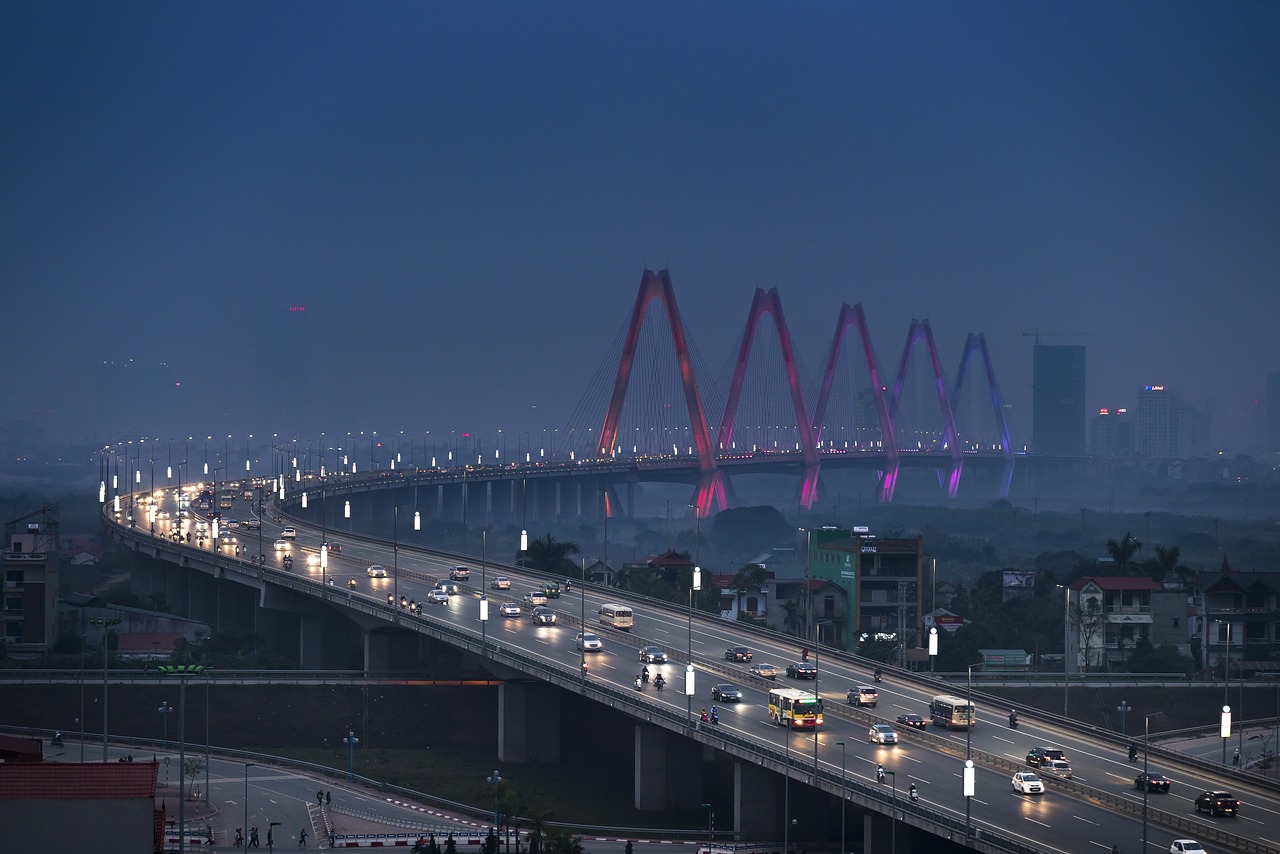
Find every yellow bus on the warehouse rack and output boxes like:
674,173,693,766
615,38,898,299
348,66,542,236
768,688,824,730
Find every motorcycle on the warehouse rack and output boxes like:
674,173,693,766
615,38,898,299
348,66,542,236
874,670,884,683
634,676,644,690
653,677,665,691
282,555,293,569
1128,745,1138,762
51,732,63,747
1009,713,1019,729
908,786,919,803
347,578,357,589
709,709,720,725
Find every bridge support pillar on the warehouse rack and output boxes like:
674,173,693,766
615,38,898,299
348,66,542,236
634,726,705,811
497,682,561,763
733,758,782,838
863,810,910,854
299,613,324,668
364,630,392,672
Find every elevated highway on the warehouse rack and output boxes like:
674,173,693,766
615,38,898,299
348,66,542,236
102,488,1280,854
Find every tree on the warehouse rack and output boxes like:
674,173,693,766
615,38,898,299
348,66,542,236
731,563,768,617
1105,532,1142,572
710,506,794,557
184,757,205,799
1071,594,1106,672
523,534,580,575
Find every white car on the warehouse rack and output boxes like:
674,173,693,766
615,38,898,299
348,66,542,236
575,632,603,652
427,589,450,604
1012,772,1044,794
1170,842,1206,854
281,526,297,539
366,564,388,578
523,591,548,606
273,539,289,551
225,519,241,529
306,552,321,567
490,577,511,590
500,601,521,617
868,724,898,745
450,565,471,580
1042,759,1073,779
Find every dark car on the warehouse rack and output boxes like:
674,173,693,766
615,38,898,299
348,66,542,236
1194,790,1240,816
1026,747,1067,768
896,714,927,730
725,646,753,662
786,661,818,679
1135,772,1171,793
711,683,742,702
639,646,668,664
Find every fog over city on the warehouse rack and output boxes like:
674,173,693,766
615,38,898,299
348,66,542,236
2,3,1278,456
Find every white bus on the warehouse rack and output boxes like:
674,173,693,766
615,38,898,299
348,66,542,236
768,688,824,730
929,694,976,729
599,603,634,631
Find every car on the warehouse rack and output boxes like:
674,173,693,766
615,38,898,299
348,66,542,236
490,576,511,590
321,540,341,553
281,527,297,539
366,564,388,578
786,661,818,679
750,663,778,680
868,724,898,745
1170,841,1206,854
725,646,753,662
896,714,927,730
1041,759,1073,779
499,601,521,617
435,580,459,595
244,518,261,530
639,646,667,663
450,565,470,580
1012,772,1044,794
273,539,289,550
1194,790,1239,816
848,686,878,707
1026,747,1067,768
427,589,450,604
306,552,322,567
1135,772,1171,793
575,632,603,652
531,606,556,625
711,684,742,702
225,519,241,529
523,591,548,606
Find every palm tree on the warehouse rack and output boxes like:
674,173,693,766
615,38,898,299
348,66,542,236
1105,532,1141,572
524,533,580,575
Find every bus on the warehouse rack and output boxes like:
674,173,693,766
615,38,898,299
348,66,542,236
929,694,976,729
599,603,634,631
768,688,824,729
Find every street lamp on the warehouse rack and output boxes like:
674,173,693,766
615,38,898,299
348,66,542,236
688,565,700,722
343,729,360,781
89,616,121,761
1142,710,1165,852
965,660,981,839
836,740,847,854
486,770,503,836
928,627,938,675
880,767,897,854
701,803,713,853
158,701,172,749
243,762,256,850
158,664,207,854
1057,583,1072,716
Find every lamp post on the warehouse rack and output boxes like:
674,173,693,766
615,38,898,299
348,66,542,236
486,770,502,834
1216,618,1233,766
158,664,206,854
1057,584,1072,716
928,627,938,675
392,505,399,606
243,762,255,849
158,701,172,749
580,557,587,684
688,565,700,722
965,660,981,839
814,621,832,775
1221,704,1232,767
881,768,897,854
702,802,713,853
782,728,791,854
1142,710,1165,852
89,616,121,761
836,740,847,854
480,528,489,650
343,729,360,781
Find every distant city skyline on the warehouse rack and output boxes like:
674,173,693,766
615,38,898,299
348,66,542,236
2,3,1276,454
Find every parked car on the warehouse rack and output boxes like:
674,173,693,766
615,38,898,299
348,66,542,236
531,606,556,625
896,714,927,730
575,632,603,652
366,564,387,578
750,663,778,680
1194,791,1239,816
786,661,818,679
848,686,878,707
639,646,667,663
724,646,753,662
1026,747,1067,768
490,576,512,590
499,601,521,617
1170,841,1206,854
711,684,742,702
1135,772,1171,793
868,724,898,745
1012,772,1044,795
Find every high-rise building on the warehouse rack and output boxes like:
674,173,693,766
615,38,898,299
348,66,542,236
2,516,58,655
1136,385,1211,459
1090,407,1134,457
1032,344,1086,455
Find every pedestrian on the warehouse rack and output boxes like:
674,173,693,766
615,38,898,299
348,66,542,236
298,827,307,847
267,827,274,848
234,828,243,847
325,790,331,806
249,826,260,848
317,789,324,806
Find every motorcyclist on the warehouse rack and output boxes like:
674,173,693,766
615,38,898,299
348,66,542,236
641,666,650,684
1128,744,1138,762
653,674,666,690
1009,709,1018,727
876,764,886,783
348,578,357,589
874,666,883,682
1233,748,1241,766
710,705,719,723
52,731,63,745
700,708,709,723
801,648,810,662
634,674,644,690
387,593,395,605
909,783,919,802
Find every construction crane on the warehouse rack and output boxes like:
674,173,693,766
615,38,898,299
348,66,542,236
1022,331,1093,346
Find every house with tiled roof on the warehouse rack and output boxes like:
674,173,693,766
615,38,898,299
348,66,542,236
1194,559,1280,674
1068,575,1191,670
0,760,160,853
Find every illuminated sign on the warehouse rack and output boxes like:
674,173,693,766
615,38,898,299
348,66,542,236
289,306,307,312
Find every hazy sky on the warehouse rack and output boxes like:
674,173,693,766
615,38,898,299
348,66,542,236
3,2,1277,453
